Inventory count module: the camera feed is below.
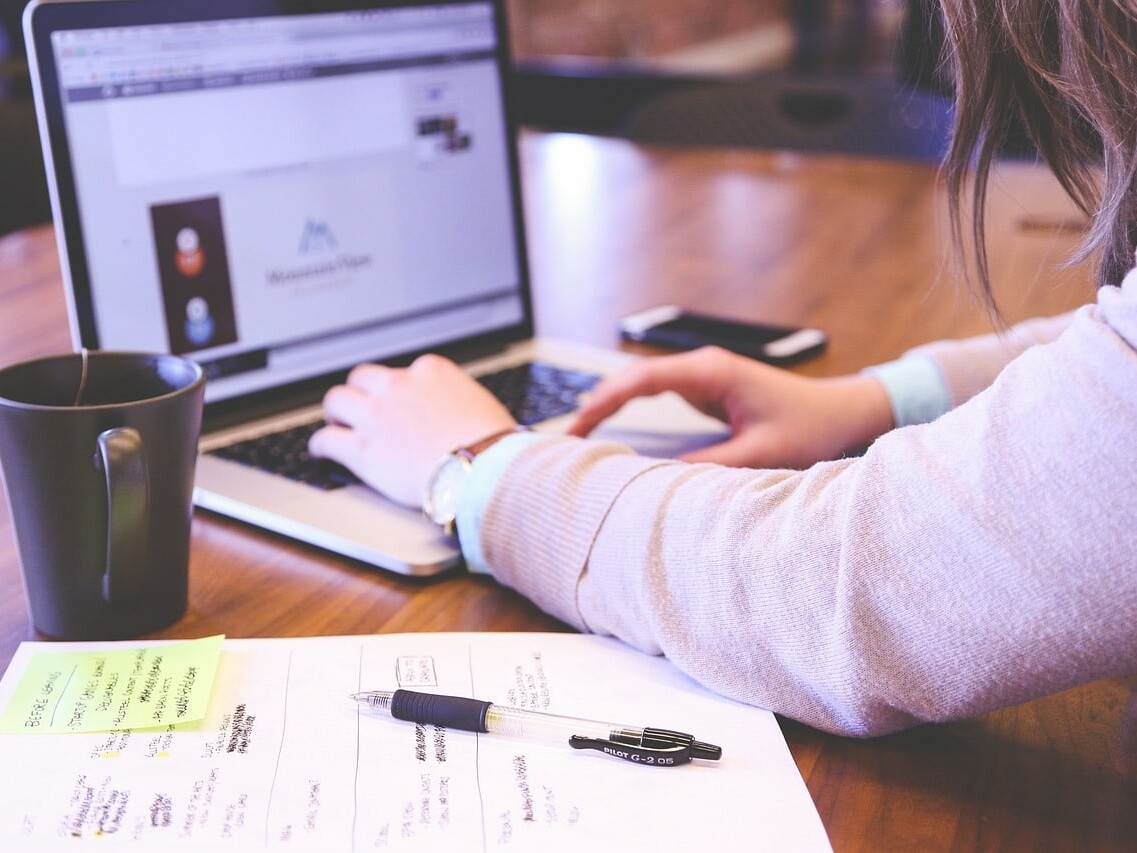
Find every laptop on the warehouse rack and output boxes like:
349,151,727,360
24,0,728,576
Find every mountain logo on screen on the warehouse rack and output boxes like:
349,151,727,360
298,220,338,254
265,218,374,287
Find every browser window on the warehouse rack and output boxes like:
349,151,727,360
50,2,525,402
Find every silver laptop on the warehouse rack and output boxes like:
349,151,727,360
24,0,727,576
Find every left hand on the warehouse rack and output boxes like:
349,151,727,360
308,354,516,507
568,346,893,469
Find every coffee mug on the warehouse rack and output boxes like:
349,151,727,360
0,350,205,640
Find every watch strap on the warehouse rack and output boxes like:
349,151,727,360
461,426,527,458
423,426,526,535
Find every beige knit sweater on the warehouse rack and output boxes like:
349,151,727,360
474,272,1137,736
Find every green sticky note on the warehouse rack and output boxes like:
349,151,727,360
0,635,224,734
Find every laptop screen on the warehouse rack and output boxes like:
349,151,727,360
27,0,530,405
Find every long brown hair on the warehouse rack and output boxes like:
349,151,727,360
940,0,1137,303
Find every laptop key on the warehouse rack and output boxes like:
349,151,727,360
476,362,599,425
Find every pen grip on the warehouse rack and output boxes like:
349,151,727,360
390,690,492,733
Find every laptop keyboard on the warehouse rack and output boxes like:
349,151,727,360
475,361,599,427
208,361,600,491
209,420,358,491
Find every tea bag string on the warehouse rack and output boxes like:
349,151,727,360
73,347,89,407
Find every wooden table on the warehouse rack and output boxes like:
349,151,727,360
1,131,1133,850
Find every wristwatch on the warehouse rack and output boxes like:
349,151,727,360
422,427,522,536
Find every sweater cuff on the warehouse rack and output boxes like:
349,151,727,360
862,354,951,427
456,431,550,574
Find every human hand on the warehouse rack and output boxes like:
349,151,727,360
308,354,516,507
568,346,894,468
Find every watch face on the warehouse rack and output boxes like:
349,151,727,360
424,453,472,528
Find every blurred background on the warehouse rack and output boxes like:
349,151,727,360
508,0,954,156
2,0,51,236
507,0,943,84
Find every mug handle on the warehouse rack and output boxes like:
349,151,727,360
95,427,150,604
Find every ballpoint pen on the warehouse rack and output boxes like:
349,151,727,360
351,688,722,767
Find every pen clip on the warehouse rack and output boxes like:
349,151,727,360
568,735,692,767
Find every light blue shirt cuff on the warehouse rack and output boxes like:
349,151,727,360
455,431,549,575
862,354,951,427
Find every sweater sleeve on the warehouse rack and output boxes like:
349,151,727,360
476,284,1137,737
901,311,1075,408
864,311,1076,426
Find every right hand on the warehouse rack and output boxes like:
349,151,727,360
568,346,895,469
309,355,516,508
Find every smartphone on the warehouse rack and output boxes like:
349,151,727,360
618,305,827,365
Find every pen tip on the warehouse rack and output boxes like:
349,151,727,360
352,691,394,712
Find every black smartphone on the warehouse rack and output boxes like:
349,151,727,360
618,306,827,365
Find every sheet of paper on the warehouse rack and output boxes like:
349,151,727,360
0,633,831,851
0,635,223,734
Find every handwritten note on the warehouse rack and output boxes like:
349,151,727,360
0,635,223,734
0,633,831,850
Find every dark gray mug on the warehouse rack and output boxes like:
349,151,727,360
0,350,205,640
